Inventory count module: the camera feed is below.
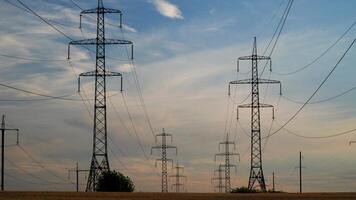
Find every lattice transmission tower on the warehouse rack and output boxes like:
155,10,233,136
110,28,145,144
211,164,224,193
68,0,133,192
214,133,239,193
169,162,186,192
229,37,281,191
151,129,177,192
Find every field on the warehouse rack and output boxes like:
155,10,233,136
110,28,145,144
0,192,356,200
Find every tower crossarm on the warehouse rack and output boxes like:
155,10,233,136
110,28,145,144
229,79,282,95
69,39,132,46
238,55,271,61
77,70,123,93
238,103,273,108
151,145,177,154
237,103,275,120
155,158,173,167
81,7,122,15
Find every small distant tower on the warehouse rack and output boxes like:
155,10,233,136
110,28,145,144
169,162,186,192
211,164,225,193
151,129,177,192
215,133,239,193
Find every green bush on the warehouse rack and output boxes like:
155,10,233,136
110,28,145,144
231,186,259,193
97,170,135,192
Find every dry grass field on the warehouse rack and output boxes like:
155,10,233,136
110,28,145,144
0,192,356,200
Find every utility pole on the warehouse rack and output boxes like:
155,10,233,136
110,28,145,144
151,128,177,193
169,162,186,193
214,133,239,193
211,164,225,193
272,171,275,192
229,37,282,191
68,163,92,192
299,151,302,193
0,115,19,191
68,0,133,192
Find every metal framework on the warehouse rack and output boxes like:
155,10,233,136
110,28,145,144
211,164,225,193
215,134,239,193
229,37,281,191
151,128,177,192
169,162,186,192
68,0,133,192
0,115,19,191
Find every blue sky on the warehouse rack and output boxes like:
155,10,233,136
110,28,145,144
0,0,355,193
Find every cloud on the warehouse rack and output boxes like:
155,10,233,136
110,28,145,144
150,0,183,19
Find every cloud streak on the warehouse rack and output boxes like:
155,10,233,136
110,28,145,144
150,0,183,19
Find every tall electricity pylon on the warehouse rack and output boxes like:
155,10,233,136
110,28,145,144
215,133,239,193
169,162,186,192
151,129,177,193
0,115,19,191
68,0,133,192
211,164,225,193
229,37,281,191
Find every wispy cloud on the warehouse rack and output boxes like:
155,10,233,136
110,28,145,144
150,0,183,19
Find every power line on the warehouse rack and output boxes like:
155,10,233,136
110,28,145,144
274,121,356,139
265,38,356,139
16,0,72,40
120,93,151,162
5,157,67,185
260,0,294,77
0,83,80,101
120,28,156,139
17,145,71,184
273,21,356,76
0,51,66,62
282,85,356,105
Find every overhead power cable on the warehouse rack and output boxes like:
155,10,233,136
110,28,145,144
274,121,356,139
17,145,72,184
260,0,294,77
264,38,356,139
273,21,356,75
282,85,356,105
16,0,72,40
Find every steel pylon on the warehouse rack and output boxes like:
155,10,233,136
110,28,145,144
151,129,177,192
68,0,133,192
214,133,239,193
229,37,282,191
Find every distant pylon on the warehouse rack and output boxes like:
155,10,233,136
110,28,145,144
215,133,239,193
67,0,133,192
151,128,177,192
169,162,186,192
211,164,224,193
229,37,282,191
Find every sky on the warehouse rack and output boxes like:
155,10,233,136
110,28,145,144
0,0,355,193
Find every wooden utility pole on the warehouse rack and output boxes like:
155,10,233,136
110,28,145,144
0,115,19,191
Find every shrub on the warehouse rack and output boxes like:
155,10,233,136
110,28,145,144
97,170,135,192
